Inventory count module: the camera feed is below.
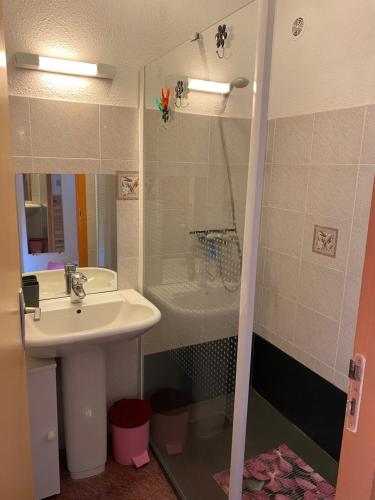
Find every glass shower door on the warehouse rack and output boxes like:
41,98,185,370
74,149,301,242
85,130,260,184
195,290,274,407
142,2,259,498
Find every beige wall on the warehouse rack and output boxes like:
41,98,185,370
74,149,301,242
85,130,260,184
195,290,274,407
255,105,374,392
9,95,140,400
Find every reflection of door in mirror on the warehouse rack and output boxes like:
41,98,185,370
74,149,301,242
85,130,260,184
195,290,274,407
75,174,88,267
23,173,65,255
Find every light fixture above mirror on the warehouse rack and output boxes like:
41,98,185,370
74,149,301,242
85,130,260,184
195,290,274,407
15,52,115,79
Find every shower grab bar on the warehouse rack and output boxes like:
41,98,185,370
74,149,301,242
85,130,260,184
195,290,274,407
189,227,236,235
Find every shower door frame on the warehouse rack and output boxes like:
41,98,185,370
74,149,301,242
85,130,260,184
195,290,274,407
228,1,275,498
138,1,276,498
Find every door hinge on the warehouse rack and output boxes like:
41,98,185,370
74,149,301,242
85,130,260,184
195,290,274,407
348,358,360,380
346,353,366,433
348,397,356,416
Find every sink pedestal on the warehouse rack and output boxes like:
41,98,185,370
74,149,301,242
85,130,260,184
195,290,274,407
25,288,162,479
61,349,107,479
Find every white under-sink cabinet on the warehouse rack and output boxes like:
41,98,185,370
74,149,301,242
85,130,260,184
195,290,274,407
27,356,60,499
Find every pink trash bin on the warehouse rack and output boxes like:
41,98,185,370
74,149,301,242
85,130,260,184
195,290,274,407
150,388,190,455
109,399,152,468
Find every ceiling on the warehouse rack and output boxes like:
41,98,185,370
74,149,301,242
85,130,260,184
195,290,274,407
3,0,250,106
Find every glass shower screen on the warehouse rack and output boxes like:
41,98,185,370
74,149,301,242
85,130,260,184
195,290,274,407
142,2,258,497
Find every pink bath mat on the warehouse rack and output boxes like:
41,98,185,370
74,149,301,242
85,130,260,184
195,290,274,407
213,444,336,499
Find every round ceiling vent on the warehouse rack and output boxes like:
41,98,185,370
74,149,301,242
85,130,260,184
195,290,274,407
292,17,305,39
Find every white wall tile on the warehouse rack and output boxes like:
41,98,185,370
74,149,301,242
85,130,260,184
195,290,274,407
273,114,314,164
265,119,275,163
311,107,365,164
263,249,300,300
333,372,349,393
294,305,339,367
117,200,139,259
159,114,178,161
340,271,362,333
298,261,344,321
32,157,100,173
30,99,99,158
117,256,139,289
262,163,272,205
144,109,159,161
209,116,251,164
336,324,355,375
100,105,138,160
353,165,375,230
9,96,31,156
265,208,304,258
163,176,191,211
207,163,231,207
101,159,138,173
260,288,296,342
268,164,309,212
13,156,32,173
360,105,375,164
161,209,189,254
177,113,209,163
307,165,357,219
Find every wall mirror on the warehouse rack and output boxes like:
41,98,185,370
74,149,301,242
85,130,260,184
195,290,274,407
16,173,117,300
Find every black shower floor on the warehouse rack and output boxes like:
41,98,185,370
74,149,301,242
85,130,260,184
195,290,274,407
152,389,338,500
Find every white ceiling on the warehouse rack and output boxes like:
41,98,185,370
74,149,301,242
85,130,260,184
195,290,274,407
3,0,250,106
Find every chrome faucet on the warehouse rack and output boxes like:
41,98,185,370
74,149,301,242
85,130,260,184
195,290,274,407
70,272,88,303
64,263,77,294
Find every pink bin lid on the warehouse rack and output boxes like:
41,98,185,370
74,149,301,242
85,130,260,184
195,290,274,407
108,399,152,428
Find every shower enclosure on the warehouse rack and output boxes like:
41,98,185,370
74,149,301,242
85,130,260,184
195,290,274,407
141,2,261,497
141,1,282,498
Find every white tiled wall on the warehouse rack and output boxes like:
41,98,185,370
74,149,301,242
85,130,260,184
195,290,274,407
9,95,140,399
256,104,375,392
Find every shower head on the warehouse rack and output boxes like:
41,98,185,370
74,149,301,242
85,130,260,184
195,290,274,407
230,77,250,89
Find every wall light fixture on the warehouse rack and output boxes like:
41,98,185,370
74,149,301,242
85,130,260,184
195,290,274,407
15,53,115,79
187,78,231,94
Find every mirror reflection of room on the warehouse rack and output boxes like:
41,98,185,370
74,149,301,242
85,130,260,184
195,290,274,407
16,172,118,299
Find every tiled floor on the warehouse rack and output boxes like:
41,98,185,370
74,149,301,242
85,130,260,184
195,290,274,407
53,451,177,500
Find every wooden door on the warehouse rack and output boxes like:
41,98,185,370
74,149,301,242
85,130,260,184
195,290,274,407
0,1,34,498
336,180,375,499
75,174,88,267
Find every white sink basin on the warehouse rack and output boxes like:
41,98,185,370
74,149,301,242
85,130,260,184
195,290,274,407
26,289,160,357
25,288,160,481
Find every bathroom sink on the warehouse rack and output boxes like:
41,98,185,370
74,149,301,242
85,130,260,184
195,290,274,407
25,288,161,480
26,289,160,358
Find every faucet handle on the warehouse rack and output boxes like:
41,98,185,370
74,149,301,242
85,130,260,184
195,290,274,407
71,272,88,284
64,262,77,274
